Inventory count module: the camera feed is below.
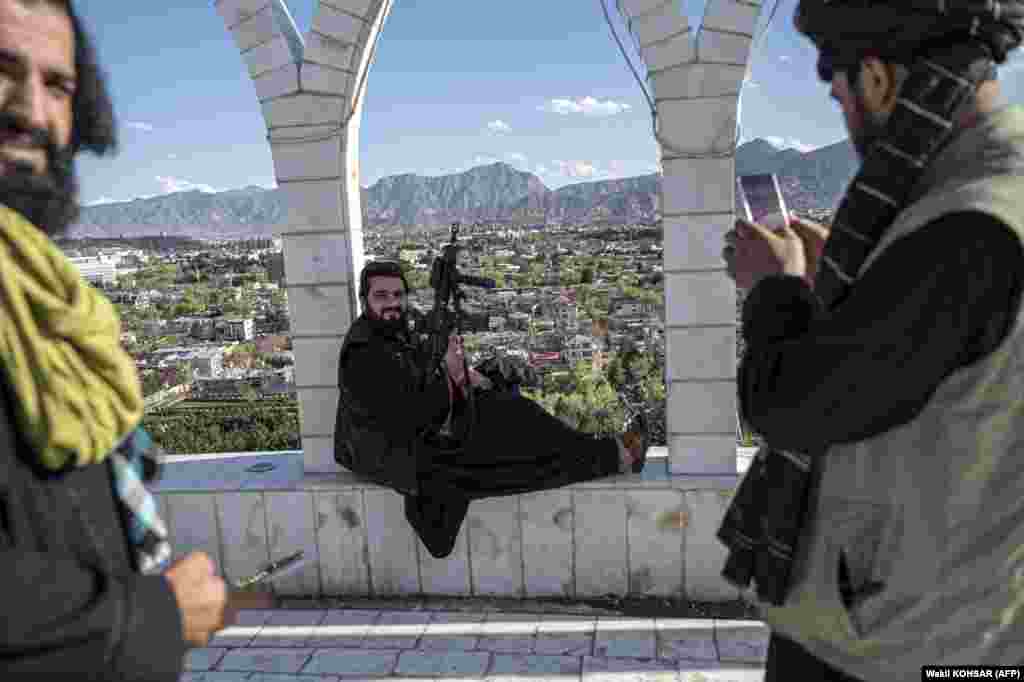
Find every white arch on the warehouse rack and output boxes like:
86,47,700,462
213,0,765,476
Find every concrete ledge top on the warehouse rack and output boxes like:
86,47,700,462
152,446,754,494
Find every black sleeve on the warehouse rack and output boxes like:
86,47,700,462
739,211,1024,453
0,529,186,681
0,394,186,679
109,574,187,680
342,340,451,437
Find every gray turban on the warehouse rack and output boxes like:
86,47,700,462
794,1,1024,80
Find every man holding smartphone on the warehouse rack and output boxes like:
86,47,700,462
720,1,1024,680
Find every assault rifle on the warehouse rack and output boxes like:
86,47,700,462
421,222,496,384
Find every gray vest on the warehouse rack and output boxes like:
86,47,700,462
751,105,1024,678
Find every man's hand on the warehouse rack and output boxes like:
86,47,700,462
723,217,806,291
164,552,232,649
165,552,274,649
466,368,489,389
789,215,830,289
445,333,466,385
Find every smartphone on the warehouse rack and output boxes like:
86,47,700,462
233,550,307,590
737,174,789,229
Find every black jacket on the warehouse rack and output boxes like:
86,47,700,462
0,370,187,680
334,314,451,496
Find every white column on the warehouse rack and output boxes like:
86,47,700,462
215,0,393,473
215,0,765,477
617,0,762,474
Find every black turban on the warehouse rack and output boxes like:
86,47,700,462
794,1,1024,80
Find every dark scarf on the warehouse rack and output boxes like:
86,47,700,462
717,2,1024,607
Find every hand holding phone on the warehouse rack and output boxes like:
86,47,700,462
727,175,806,289
737,174,789,230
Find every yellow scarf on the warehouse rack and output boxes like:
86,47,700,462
0,204,143,470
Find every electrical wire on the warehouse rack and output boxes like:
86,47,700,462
267,0,393,146
743,0,784,101
599,0,784,160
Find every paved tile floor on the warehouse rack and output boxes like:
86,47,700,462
180,608,768,681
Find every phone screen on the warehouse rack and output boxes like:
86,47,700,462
737,174,788,227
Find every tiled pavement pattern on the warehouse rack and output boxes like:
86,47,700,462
181,608,768,681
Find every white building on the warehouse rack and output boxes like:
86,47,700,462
68,255,117,285
190,347,225,378
142,319,165,338
218,317,254,341
562,335,598,364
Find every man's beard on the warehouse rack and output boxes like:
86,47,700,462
0,117,80,237
367,305,409,335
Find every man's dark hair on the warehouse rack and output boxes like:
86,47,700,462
797,1,1019,85
31,0,118,156
359,260,410,300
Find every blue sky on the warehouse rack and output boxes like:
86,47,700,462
75,0,1024,206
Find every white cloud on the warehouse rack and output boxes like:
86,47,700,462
464,152,528,169
84,179,271,206
85,192,160,205
539,159,601,179
126,121,154,132
533,159,647,185
537,96,633,117
486,119,511,133
85,196,118,206
156,175,220,194
559,160,598,178
763,136,819,153
167,153,178,159
470,154,499,166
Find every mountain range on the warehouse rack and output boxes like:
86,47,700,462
70,137,858,239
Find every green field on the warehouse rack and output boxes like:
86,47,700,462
144,400,301,455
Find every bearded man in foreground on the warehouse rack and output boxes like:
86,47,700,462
0,2,264,678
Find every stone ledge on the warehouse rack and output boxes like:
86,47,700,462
152,447,755,494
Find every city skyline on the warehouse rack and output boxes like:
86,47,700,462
76,0,1024,207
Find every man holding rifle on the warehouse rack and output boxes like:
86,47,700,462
721,1,1024,679
0,1,269,678
335,259,650,558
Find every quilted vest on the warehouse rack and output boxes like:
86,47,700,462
753,105,1024,679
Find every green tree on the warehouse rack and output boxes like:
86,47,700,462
134,264,177,290
172,301,201,317
223,297,254,317
144,403,301,454
481,268,506,289
175,361,193,386
240,382,259,402
140,370,163,397
405,269,430,292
